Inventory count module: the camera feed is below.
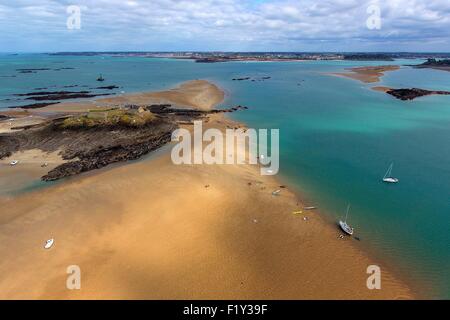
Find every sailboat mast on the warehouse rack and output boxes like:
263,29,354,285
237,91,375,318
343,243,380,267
345,204,350,223
384,163,393,179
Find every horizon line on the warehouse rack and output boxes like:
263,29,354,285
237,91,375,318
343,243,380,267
2,51,450,54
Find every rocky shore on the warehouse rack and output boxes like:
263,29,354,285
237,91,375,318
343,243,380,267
7,85,122,109
0,103,248,181
373,86,450,100
387,88,450,100
410,58,450,72
0,114,176,181
12,90,112,102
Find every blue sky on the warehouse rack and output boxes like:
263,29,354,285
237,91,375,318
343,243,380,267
0,0,449,52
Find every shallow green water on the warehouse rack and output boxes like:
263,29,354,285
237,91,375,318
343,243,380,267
1,54,449,298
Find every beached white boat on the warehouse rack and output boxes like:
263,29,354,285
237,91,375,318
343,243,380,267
10,160,19,166
44,238,54,249
339,205,354,235
383,163,399,183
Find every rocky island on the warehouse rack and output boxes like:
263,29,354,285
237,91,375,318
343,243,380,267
411,58,450,72
0,81,247,181
373,87,450,100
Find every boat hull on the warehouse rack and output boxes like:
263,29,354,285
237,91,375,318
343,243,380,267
339,221,354,235
383,177,399,183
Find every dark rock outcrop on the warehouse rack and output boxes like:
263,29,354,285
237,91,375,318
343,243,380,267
0,117,176,181
15,90,89,97
41,130,173,181
386,88,450,100
95,85,119,90
414,58,450,67
0,103,249,181
10,90,112,103
26,92,111,101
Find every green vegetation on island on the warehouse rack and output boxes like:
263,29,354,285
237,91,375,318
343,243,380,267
61,108,155,129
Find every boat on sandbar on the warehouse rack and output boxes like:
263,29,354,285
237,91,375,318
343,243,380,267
339,204,354,236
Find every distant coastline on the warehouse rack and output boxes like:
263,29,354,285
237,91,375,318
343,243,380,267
46,51,450,63
408,58,450,73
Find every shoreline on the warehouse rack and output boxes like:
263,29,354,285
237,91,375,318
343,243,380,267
0,80,233,182
328,65,400,84
0,81,417,299
329,66,450,101
275,173,430,299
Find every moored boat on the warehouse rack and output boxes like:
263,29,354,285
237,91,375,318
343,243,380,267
339,205,354,235
383,162,399,183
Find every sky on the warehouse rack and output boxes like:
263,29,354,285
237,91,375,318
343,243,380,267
0,0,449,52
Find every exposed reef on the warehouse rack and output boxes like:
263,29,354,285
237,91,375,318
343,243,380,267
0,104,248,181
232,76,271,81
372,86,450,100
95,85,120,90
9,90,113,106
386,88,450,100
0,113,175,181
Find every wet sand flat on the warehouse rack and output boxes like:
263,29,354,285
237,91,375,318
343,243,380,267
0,80,415,299
330,65,400,83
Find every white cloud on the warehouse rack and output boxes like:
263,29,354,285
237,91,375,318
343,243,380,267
0,0,449,51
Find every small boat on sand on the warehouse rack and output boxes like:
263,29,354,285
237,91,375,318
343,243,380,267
303,206,317,210
272,189,281,196
383,162,399,183
339,205,354,235
44,238,54,249
10,160,19,166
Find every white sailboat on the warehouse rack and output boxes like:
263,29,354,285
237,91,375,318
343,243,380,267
383,163,399,183
339,204,354,235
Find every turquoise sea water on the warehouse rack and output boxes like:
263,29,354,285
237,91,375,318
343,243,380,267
1,54,449,298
